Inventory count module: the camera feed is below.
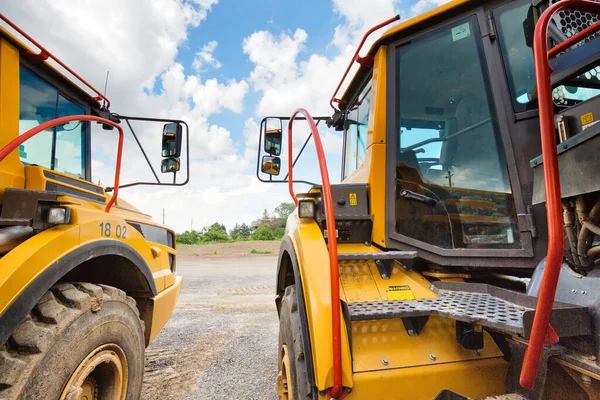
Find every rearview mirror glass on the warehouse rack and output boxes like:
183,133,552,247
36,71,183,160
162,122,183,158
261,155,281,176
263,118,282,156
161,157,180,173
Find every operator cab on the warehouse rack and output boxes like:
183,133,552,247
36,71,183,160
339,0,600,270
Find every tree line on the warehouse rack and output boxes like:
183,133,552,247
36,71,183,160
176,202,295,244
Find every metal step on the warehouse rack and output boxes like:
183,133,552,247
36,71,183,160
347,282,591,339
338,250,417,261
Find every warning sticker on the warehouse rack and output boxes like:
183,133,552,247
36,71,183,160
386,285,415,301
581,112,595,130
349,192,358,206
451,23,471,42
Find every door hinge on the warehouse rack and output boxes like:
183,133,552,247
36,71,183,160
487,13,497,40
517,206,537,238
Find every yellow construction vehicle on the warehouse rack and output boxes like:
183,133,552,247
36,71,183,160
258,0,600,399
0,14,188,399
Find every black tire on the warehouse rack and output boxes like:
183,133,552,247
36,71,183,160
0,282,146,400
278,285,313,400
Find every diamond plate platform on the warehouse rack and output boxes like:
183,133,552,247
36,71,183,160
347,282,591,339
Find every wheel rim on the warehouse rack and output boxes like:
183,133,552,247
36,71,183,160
60,344,128,400
277,344,293,400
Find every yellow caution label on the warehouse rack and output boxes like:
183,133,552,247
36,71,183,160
581,112,594,126
349,192,358,206
386,285,415,301
474,324,483,333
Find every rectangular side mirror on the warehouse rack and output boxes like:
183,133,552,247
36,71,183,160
261,155,281,176
161,157,180,173
162,122,183,158
263,118,283,156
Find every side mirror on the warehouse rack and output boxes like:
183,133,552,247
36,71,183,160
161,158,180,173
261,155,281,176
263,118,283,156
162,122,183,158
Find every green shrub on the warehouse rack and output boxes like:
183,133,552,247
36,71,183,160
176,231,201,245
250,249,272,254
251,225,277,240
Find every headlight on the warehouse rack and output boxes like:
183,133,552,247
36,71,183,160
298,200,315,219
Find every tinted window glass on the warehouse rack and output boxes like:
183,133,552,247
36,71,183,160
344,85,371,178
19,66,86,178
495,1,600,111
395,16,520,249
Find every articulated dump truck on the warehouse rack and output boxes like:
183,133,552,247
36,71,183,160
257,1,600,399
0,14,188,399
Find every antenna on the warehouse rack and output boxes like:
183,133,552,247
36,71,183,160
102,71,110,109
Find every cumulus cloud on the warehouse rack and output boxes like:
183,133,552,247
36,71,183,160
192,40,222,71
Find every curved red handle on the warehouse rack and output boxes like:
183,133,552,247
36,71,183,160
287,109,343,398
0,115,124,213
523,0,600,389
330,15,400,110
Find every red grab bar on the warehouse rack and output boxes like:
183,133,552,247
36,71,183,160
287,109,343,398
0,13,111,109
0,115,124,212
522,0,600,389
330,15,400,110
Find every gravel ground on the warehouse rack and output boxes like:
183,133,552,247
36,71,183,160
141,253,280,400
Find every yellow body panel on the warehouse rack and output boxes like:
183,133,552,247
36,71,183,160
339,357,507,400
150,275,183,342
287,214,354,390
0,38,25,193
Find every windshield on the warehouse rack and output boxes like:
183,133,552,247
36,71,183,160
19,66,86,179
495,0,600,112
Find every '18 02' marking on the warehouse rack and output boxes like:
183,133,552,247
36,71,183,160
99,222,127,239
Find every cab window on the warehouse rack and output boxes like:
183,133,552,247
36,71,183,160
495,0,600,112
343,84,371,178
19,66,86,179
395,16,520,249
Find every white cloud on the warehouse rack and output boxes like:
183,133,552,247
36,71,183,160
192,40,222,71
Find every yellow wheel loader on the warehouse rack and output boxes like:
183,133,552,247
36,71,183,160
0,14,189,399
258,1,600,399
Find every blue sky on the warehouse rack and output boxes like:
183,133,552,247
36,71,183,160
4,0,448,232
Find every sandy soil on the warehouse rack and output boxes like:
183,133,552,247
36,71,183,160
141,242,281,400
176,240,281,258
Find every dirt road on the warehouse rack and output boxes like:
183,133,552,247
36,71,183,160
142,243,280,399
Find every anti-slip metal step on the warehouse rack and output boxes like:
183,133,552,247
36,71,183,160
347,282,591,339
338,251,417,261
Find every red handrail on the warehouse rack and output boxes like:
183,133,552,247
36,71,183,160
330,15,400,110
522,0,600,389
0,13,111,109
0,115,124,213
287,109,343,398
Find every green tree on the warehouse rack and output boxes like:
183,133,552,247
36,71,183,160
176,230,201,244
251,224,277,240
274,202,295,227
230,222,252,239
201,222,229,243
